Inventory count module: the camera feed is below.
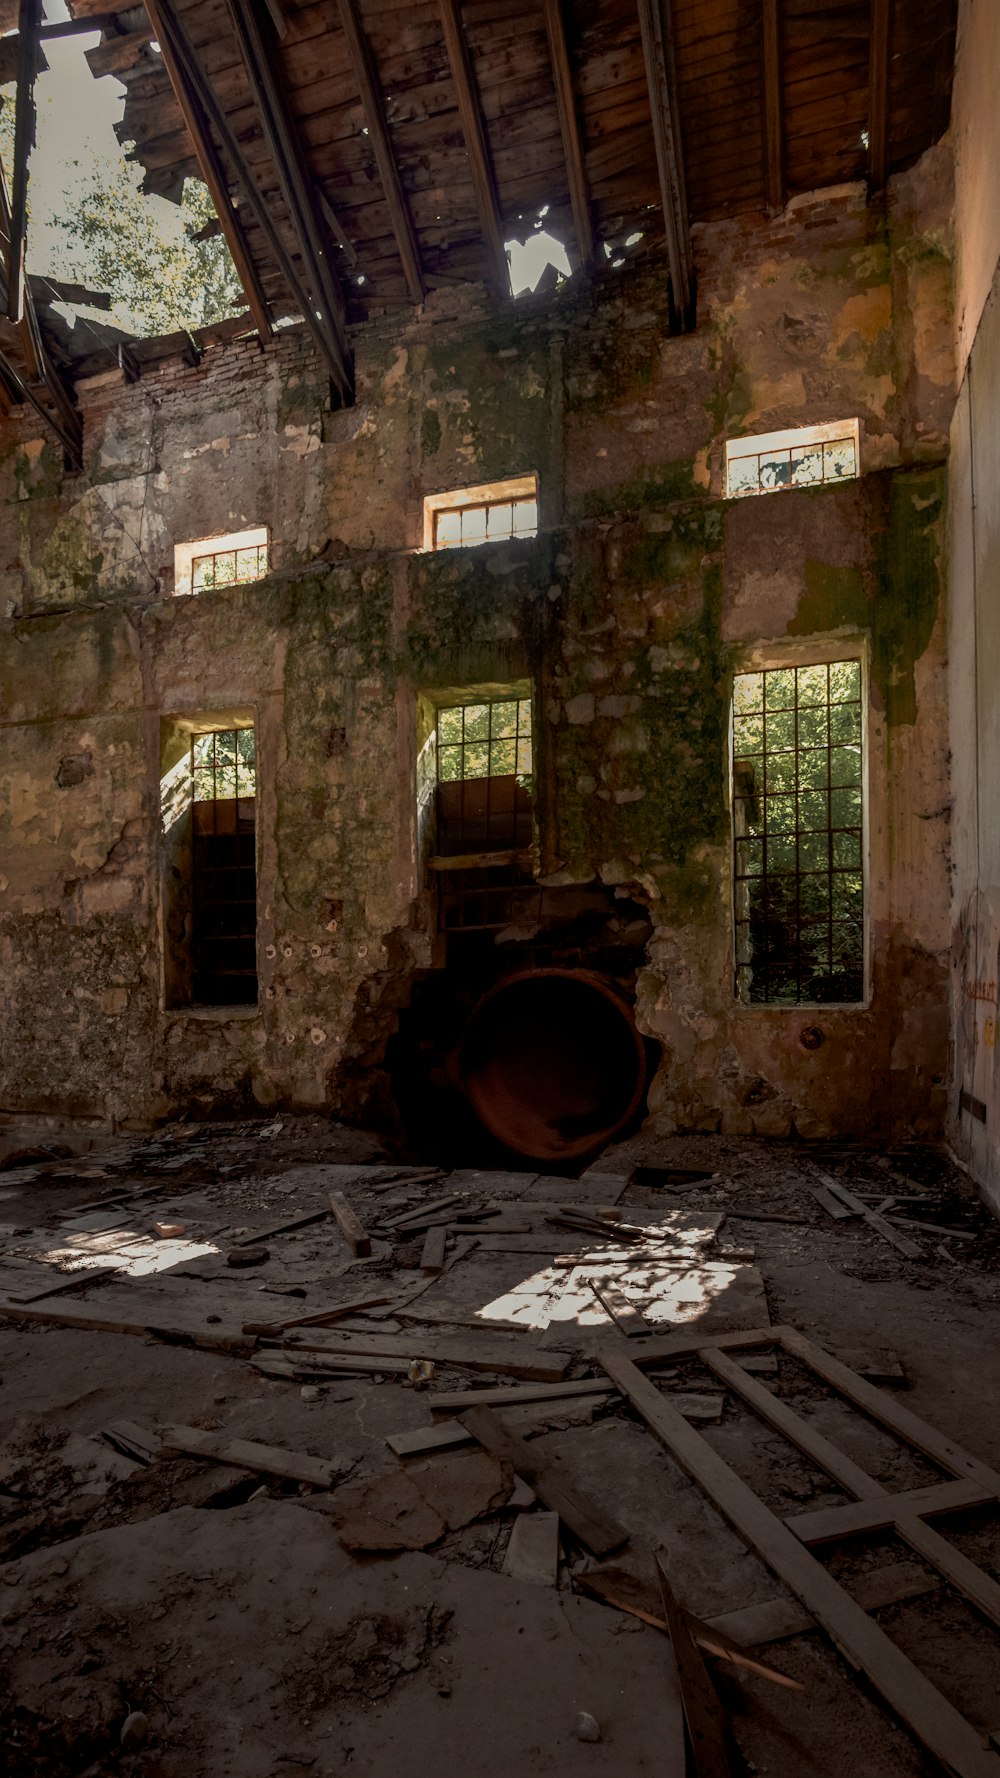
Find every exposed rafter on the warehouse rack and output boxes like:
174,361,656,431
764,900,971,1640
868,0,892,191
143,0,354,404
223,0,353,396
761,0,784,214
336,0,424,304
542,0,594,268
7,0,42,324
636,0,695,331
142,0,272,344
438,0,509,293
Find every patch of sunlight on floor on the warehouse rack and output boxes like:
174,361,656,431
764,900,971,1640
477,1217,741,1331
15,1227,218,1279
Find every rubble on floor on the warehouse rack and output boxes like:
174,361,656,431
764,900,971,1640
3,1117,1000,1776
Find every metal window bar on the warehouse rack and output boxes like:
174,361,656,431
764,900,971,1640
190,728,258,1004
190,541,268,592
727,435,858,499
433,496,538,549
438,866,543,934
733,661,864,1005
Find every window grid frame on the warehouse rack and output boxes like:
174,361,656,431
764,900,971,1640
435,696,533,789
732,659,865,1007
726,434,858,500
190,541,269,594
432,496,538,550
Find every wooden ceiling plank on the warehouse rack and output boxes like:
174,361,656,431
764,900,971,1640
141,0,273,341
335,0,425,301
636,0,695,329
6,0,42,325
437,0,509,291
223,0,354,395
761,0,784,212
542,0,594,266
147,0,353,399
867,0,891,189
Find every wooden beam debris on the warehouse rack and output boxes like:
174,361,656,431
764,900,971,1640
868,0,892,191
7,0,42,325
761,0,784,213
542,0,594,267
335,0,424,303
461,1405,628,1556
636,0,695,329
438,0,509,292
328,1192,371,1258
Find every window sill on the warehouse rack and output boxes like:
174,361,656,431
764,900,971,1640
163,1004,261,1022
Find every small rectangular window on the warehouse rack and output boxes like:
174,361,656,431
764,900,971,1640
725,420,859,499
423,474,538,551
161,716,258,1010
421,684,536,933
190,728,258,1004
733,660,864,1005
173,527,269,596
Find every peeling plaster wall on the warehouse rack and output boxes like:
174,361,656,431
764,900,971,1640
0,152,955,1138
948,1,1000,1208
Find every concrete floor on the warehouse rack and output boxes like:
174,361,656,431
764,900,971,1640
2,1117,1000,1777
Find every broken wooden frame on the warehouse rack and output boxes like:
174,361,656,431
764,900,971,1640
600,1325,1000,1778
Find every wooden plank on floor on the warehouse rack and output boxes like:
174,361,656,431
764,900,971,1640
601,1351,1000,1778
806,1183,856,1221
503,1510,560,1586
655,1555,734,1775
281,1329,573,1383
9,1266,118,1302
776,1327,1000,1495
786,1479,996,1546
160,1423,334,1487
233,1210,329,1247
328,1193,371,1257
590,1280,651,1336
420,1225,447,1274
816,1173,924,1258
705,1562,941,1645
429,1378,617,1414
460,1406,628,1557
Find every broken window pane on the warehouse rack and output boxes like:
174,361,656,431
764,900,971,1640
733,659,864,1004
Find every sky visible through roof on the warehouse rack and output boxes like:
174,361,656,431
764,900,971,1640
9,0,572,337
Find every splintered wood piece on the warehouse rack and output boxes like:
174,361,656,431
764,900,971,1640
460,1407,627,1557
329,1193,371,1258
578,1569,802,1689
589,1280,651,1336
233,1209,328,1247
9,1266,118,1303
807,1183,856,1220
102,1420,162,1464
160,1423,334,1487
383,1194,464,1228
815,1171,924,1259
503,1510,560,1586
786,1478,995,1547
420,1225,447,1274
242,1293,391,1335
655,1557,734,1774
603,1352,1000,1778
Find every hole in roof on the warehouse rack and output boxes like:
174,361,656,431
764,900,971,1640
506,228,572,298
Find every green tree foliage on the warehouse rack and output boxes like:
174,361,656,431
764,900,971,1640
48,152,243,336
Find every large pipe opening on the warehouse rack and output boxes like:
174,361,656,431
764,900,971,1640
458,967,648,1162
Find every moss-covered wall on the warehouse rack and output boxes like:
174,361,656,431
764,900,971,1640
0,153,955,1137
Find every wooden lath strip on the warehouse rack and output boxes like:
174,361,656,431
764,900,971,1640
636,0,695,330
223,0,353,397
438,0,509,292
143,0,353,402
867,0,891,190
335,0,424,303
761,0,784,212
542,0,594,267
142,0,273,342
602,1348,1000,1778
7,0,42,324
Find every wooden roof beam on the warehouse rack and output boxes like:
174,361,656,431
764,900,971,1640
7,0,42,325
141,0,273,344
542,0,594,268
144,0,353,403
761,0,784,214
223,0,354,398
868,0,891,192
0,154,82,466
438,0,509,294
636,0,695,331
336,0,424,304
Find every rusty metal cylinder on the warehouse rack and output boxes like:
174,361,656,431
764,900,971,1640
458,967,647,1162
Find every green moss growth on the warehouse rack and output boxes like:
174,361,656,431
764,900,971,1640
580,461,704,520
421,409,442,457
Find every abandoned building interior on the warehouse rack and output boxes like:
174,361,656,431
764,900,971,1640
3,0,1000,1772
